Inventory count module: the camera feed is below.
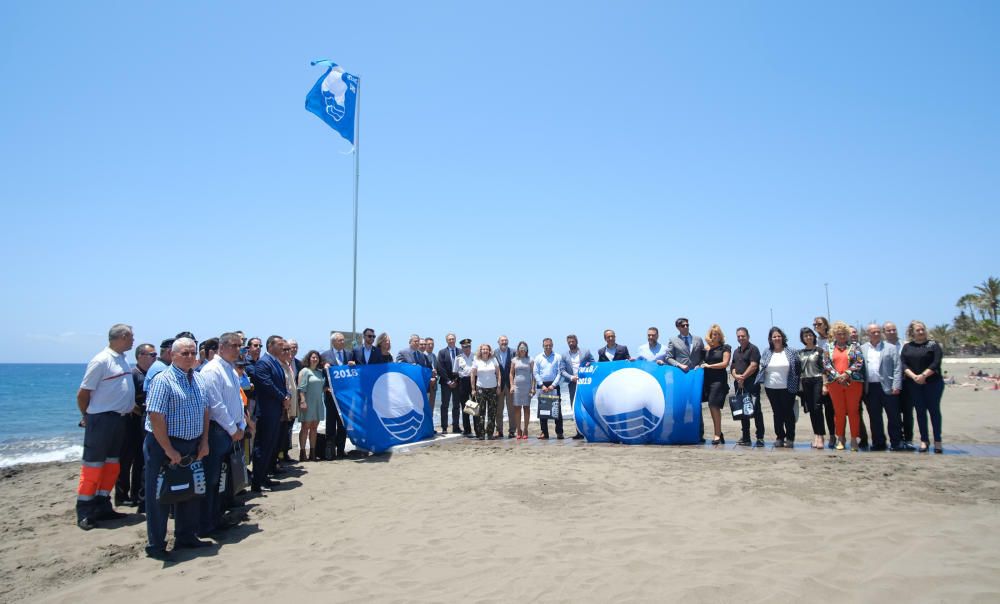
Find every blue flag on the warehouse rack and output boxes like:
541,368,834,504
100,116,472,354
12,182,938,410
328,363,434,453
574,361,704,445
305,60,359,144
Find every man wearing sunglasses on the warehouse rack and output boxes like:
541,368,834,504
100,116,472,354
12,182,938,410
666,317,707,442
352,328,378,365
116,342,156,509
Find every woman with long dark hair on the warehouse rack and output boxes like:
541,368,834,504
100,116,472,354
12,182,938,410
755,327,801,448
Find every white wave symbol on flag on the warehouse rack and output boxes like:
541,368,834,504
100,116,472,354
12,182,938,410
321,68,348,122
371,372,425,440
594,368,665,442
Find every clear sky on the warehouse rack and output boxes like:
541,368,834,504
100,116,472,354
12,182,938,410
0,1,997,363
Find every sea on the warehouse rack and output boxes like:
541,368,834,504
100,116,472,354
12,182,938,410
0,363,576,468
0,364,89,467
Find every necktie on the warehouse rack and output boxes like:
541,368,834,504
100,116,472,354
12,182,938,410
684,335,691,349
338,350,344,364
451,348,456,361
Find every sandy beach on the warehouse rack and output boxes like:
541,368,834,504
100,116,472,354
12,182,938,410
3,363,1000,603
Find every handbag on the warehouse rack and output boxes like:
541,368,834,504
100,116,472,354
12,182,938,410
156,455,207,505
537,393,561,420
463,392,480,416
228,442,250,493
728,388,756,421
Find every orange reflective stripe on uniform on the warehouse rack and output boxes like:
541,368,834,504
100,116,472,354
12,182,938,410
77,464,104,500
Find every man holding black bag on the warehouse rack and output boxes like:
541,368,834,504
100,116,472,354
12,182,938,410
143,337,212,561
731,327,765,447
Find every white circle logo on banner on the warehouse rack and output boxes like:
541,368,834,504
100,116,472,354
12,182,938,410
371,371,425,440
593,368,665,441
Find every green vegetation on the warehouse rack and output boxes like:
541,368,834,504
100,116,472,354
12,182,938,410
932,277,1000,354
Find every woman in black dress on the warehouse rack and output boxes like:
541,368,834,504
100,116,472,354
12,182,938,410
700,324,731,445
900,320,945,453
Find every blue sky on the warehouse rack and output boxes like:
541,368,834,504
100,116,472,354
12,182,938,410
0,1,997,363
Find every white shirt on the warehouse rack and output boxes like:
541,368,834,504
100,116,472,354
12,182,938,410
637,342,667,362
200,356,247,435
602,346,619,361
80,347,135,414
473,358,499,388
865,342,884,383
764,352,790,389
567,350,581,374
455,353,474,378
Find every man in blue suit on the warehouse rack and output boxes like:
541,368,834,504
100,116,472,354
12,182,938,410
352,328,378,365
248,335,290,492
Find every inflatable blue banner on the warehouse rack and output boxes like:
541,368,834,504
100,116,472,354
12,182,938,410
574,361,704,445
327,363,434,453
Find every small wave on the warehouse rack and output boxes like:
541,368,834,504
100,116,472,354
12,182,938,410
0,444,83,467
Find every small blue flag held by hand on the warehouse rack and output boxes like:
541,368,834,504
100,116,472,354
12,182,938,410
305,60,359,144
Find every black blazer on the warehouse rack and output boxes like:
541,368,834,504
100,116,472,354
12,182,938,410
495,348,515,389
437,347,458,381
597,345,631,362
368,348,391,364
352,345,380,365
249,354,288,418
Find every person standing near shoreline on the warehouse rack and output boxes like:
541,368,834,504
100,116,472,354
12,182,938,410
75,324,136,530
143,338,174,392
116,342,155,509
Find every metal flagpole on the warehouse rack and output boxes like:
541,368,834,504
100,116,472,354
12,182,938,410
351,76,361,346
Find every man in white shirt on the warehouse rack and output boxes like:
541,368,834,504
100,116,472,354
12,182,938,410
494,335,515,438
75,323,136,530
198,332,247,536
635,327,668,363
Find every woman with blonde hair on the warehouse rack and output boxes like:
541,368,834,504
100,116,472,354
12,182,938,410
700,324,731,445
370,333,392,364
823,321,865,450
901,320,945,453
470,343,501,440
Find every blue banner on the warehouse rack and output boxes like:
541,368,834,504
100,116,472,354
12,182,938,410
305,60,359,144
328,363,434,453
574,361,704,445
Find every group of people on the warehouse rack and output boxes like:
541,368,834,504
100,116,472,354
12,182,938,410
74,316,947,560
75,325,345,561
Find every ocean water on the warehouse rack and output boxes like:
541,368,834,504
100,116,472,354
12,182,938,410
0,363,576,467
0,364,88,467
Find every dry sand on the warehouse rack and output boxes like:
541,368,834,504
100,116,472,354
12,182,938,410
3,364,1000,603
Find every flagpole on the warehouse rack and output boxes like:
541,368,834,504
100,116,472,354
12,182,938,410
351,76,361,346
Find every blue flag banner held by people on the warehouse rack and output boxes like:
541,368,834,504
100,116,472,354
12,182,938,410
328,363,434,453
305,60,359,144
574,361,704,445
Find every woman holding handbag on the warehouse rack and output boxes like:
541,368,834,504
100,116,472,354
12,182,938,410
469,343,501,440
755,327,801,448
797,328,827,449
823,321,865,451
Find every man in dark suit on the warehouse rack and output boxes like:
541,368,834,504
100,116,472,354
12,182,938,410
321,332,351,459
421,337,439,413
249,335,290,492
665,317,707,442
597,329,630,362
494,335,515,438
436,333,461,433
352,328,378,365
562,334,595,439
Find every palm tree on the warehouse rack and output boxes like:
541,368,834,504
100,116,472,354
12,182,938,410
974,276,1000,323
929,324,952,351
957,294,980,322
